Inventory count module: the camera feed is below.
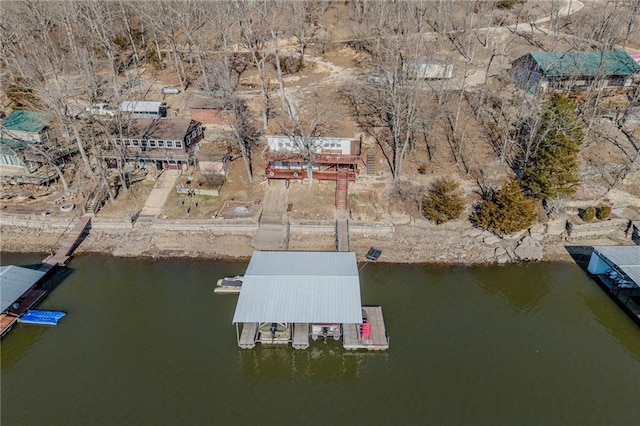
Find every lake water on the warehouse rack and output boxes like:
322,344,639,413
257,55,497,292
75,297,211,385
1,252,639,425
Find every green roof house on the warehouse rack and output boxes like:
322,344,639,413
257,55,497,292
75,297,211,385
510,50,640,93
1,110,54,179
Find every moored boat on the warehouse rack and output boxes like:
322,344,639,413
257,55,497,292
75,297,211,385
214,276,243,294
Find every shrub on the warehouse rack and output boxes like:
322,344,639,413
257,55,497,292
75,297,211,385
422,178,464,224
581,206,596,222
470,178,537,235
596,205,611,220
522,94,583,200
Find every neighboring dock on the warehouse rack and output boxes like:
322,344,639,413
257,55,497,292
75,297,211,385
0,215,91,338
587,246,640,325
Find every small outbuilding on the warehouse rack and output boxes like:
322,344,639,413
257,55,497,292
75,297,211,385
403,59,453,80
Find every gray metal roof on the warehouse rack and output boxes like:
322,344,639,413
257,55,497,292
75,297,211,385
594,246,640,285
232,251,363,324
0,265,46,312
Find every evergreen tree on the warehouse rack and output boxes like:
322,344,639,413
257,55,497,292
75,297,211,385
522,94,584,200
470,178,537,235
422,178,464,224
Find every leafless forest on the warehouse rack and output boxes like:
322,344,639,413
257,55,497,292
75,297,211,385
1,0,639,212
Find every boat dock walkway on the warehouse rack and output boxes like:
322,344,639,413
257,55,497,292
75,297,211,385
41,215,91,269
343,306,389,350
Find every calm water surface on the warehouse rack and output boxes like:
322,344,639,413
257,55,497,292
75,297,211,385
1,252,639,425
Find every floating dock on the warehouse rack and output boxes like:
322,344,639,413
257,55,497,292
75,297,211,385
343,306,389,350
0,215,90,338
231,251,389,351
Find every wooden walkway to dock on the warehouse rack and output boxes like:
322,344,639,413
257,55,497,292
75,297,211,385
41,215,91,268
343,306,389,350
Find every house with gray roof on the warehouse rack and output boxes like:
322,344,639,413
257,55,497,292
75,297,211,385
510,50,640,93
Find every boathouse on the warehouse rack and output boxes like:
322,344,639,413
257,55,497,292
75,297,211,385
232,251,388,350
587,246,640,324
0,265,47,337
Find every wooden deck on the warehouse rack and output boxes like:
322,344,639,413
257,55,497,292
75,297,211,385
42,215,91,266
343,306,389,351
239,322,257,349
293,323,309,349
0,314,18,338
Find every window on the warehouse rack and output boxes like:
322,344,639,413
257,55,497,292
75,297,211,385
157,140,165,148
186,135,191,145
149,140,157,148
166,141,174,148
124,140,131,146
141,140,148,147
132,139,140,147
175,141,183,148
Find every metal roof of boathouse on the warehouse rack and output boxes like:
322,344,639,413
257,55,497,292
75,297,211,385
593,246,640,285
232,251,363,324
0,265,46,313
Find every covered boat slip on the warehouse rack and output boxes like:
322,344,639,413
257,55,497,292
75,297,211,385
0,265,47,337
587,246,640,323
232,251,388,350
0,265,46,313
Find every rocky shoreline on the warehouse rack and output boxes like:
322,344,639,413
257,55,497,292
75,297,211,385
1,212,635,265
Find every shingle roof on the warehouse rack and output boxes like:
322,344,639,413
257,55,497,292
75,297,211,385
530,51,640,77
1,110,49,133
232,251,363,324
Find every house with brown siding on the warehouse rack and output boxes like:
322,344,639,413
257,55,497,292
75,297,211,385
103,119,203,170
